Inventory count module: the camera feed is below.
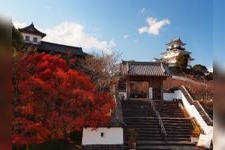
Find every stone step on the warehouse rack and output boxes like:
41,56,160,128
137,137,191,141
124,121,191,125
125,123,192,127
131,132,192,137
136,140,196,146
134,130,192,135
126,131,191,135
124,117,191,120
137,148,172,150
136,145,201,150
122,108,152,110
122,100,197,149
123,113,153,115
127,126,192,130
136,134,191,138
124,120,191,124
125,121,192,125
126,126,193,130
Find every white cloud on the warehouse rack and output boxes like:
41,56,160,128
123,34,129,39
208,67,213,72
44,22,116,54
138,26,148,33
139,8,146,15
138,17,170,35
13,21,116,54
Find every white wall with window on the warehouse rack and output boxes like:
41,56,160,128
82,127,123,145
22,33,42,44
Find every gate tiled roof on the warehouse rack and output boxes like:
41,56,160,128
121,61,170,77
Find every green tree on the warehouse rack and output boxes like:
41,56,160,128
176,52,190,71
205,72,213,80
12,25,24,50
192,64,208,75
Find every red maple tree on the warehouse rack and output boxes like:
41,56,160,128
12,52,115,146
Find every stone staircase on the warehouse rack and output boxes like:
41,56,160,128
122,100,201,150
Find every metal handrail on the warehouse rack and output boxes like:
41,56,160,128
149,99,167,136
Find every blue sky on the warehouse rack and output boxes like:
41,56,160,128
1,0,215,69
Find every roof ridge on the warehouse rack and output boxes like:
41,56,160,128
124,61,167,65
18,23,46,38
41,41,82,49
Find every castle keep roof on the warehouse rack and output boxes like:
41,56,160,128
18,23,46,38
166,38,186,46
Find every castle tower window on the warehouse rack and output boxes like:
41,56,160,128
100,132,104,137
25,36,30,41
33,37,38,43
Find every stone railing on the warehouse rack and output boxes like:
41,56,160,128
164,85,213,148
149,99,167,136
180,86,213,126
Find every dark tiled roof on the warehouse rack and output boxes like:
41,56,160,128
166,38,186,46
38,41,85,56
18,23,46,38
121,61,170,77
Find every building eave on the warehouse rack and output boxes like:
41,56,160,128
18,23,46,38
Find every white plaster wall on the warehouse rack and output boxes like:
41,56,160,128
82,127,123,145
22,33,42,44
174,90,212,135
162,51,192,64
163,92,175,101
163,51,179,59
167,59,177,63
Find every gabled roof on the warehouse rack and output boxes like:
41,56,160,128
166,38,186,46
121,61,170,77
18,23,46,38
38,41,85,56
